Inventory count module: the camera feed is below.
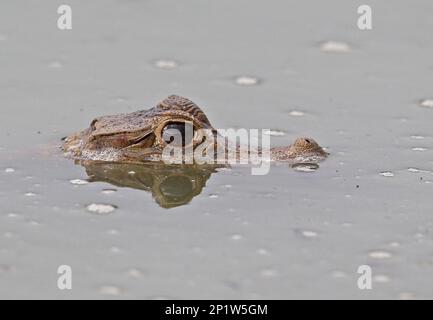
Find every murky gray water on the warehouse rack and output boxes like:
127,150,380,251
1,0,433,299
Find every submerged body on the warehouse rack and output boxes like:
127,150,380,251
63,95,328,164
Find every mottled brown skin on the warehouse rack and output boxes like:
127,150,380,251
63,95,328,163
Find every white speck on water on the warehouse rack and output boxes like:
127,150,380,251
320,40,351,53
86,203,117,214
7,213,18,218
257,248,270,255
101,189,117,194
107,229,119,235
399,292,415,300
48,61,63,68
24,192,36,197
98,285,121,296
5,168,15,173
234,76,260,86
331,270,347,278
263,130,286,136
379,171,394,177
410,135,425,139
388,241,400,247
29,220,41,226
127,268,144,278
231,234,243,241
288,110,305,117
4,232,14,238
69,179,88,185
408,168,420,172
419,99,433,108
374,274,390,283
109,246,121,254
154,59,178,69
260,268,277,278
411,147,428,151
293,164,318,173
369,250,392,259
301,230,318,238
128,171,136,175
224,184,232,189
209,194,219,199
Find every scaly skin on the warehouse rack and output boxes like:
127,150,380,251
62,95,328,163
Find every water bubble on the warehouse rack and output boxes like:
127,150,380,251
331,270,347,278
373,274,390,283
7,213,18,218
399,292,415,300
410,135,425,139
388,241,400,247
231,234,243,240
234,76,260,86
101,189,117,194
301,230,318,238
154,59,178,69
292,163,319,172
419,99,433,108
379,171,394,177
126,268,144,278
288,110,305,117
260,268,277,278
368,250,392,259
257,248,270,255
4,168,15,173
263,130,286,136
128,171,136,175
24,192,36,197
69,179,88,185
209,194,219,199
48,61,63,68
109,246,121,253
86,203,117,214
411,147,428,151
107,229,119,235
320,41,351,53
98,285,121,296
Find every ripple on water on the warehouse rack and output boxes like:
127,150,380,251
86,203,117,214
4,168,15,173
320,40,351,53
419,99,433,108
234,76,260,86
411,147,428,151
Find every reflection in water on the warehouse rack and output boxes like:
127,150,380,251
80,162,219,208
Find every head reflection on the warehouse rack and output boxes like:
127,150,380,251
81,162,218,208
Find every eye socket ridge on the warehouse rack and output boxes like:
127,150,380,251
160,120,198,147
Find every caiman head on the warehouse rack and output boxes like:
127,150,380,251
63,95,216,162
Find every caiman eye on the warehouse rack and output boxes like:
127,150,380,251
304,139,310,143
162,122,194,146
